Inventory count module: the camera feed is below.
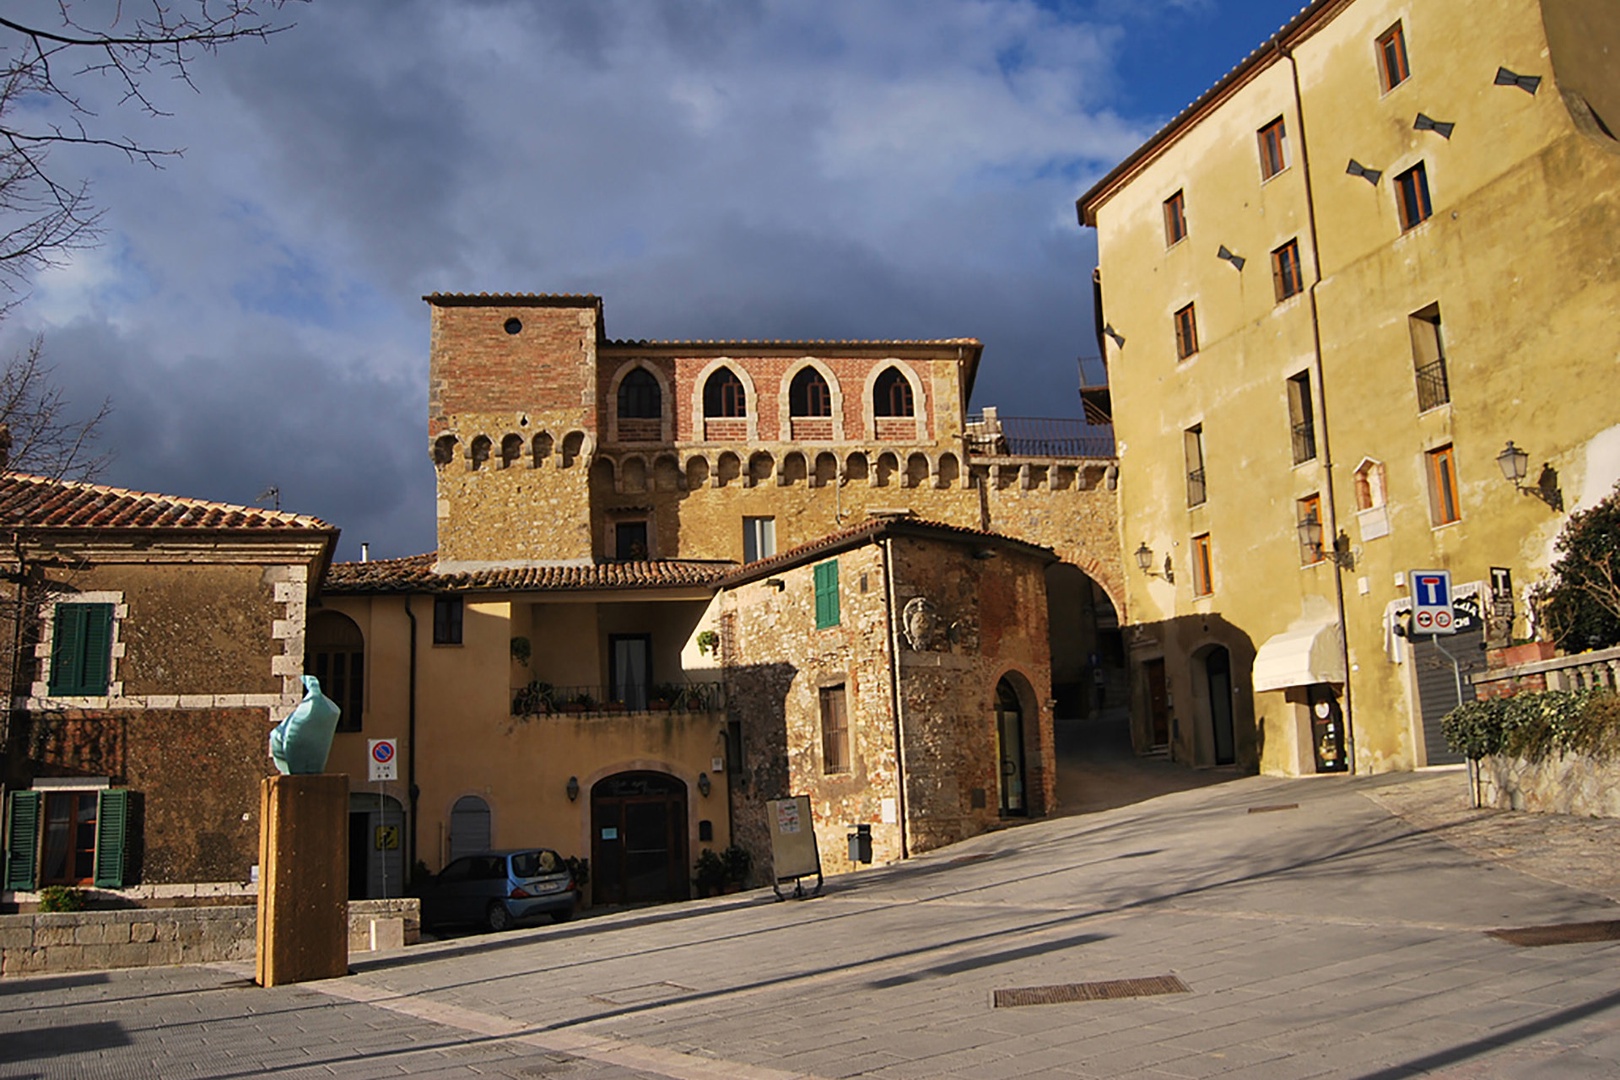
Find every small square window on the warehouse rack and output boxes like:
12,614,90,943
1174,303,1199,360
1258,118,1289,180
1428,444,1461,525
1271,239,1304,302
1163,190,1187,247
1192,534,1213,597
433,596,463,645
614,520,649,561
1377,22,1410,92
1395,162,1432,231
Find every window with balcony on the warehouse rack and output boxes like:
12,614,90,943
1287,371,1316,464
1377,21,1410,92
1272,238,1304,302
1258,117,1289,180
1395,162,1432,231
1428,444,1461,525
1184,425,1206,507
1164,190,1187,247
1174,302,1199,360
1410,303,1449,410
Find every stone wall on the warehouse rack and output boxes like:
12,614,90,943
0,899,420,977
1475,753,1620,818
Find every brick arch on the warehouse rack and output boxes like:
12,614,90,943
778,357,845,442
691,359,758,444
862,361,927,442
606,360,674,444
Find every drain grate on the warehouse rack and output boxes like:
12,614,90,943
993,975,1189,1008
1247,803,1299,814
1487,921,1620,947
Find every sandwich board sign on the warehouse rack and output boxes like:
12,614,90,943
767,795,823,899
1410,569,1455,635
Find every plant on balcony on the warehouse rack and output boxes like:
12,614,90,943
512,680,555,717
648,683,679,711
510,636,532,667
561,692,596,714
38,885,88,912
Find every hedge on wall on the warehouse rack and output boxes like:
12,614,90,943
1442,687,1620,762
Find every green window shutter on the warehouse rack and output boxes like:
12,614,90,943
94,789,128,888
48,603,86,695
48,603,114,696
5,790,40,891
814,561,840,629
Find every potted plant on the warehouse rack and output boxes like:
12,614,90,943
512,680,555,716
693,848,727,898
648,683,679,711
721,844,752,892
562,692,596,714
697,629,719,656
510,635,532,667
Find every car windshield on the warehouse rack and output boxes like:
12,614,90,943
510,850,561,878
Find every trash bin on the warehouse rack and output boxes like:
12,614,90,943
847,823,872,864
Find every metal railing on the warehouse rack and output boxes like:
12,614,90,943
1186,468,1206,507
1415,358,1451,411
964,414,1115,458
511,681,724,717
1291,420,1317,464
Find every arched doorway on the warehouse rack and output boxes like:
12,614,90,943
348,792,405,900
1205,647,1236,766
449,795,491,861
1044,564,1123,719
995,678,1028,816
591,771,689,904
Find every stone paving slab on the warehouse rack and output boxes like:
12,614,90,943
3,768,1619,1078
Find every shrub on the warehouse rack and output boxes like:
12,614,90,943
1529,480,1620,651
38,885,88,912
1443,687,1619,762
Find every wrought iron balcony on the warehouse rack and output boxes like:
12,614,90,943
1291,420,1317,465
964,414,1115,458
1415,358,1451,412
1186,468,1207,507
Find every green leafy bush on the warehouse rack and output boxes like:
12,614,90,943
38,885,88,912
1529,480,1620,651
1443,688,1619,762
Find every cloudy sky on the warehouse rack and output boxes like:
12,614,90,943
4,0,1302,561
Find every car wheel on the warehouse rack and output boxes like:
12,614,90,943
552,902,575,924
485,902,514,932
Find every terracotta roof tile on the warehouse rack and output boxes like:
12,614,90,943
324,553,735,594
0,473,335,533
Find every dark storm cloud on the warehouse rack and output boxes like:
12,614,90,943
8,0,1273,562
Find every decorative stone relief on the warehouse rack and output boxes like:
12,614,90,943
902,596,940,651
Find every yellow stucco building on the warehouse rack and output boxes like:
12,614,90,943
1078,0,1620,774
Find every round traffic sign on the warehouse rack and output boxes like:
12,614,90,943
1435,611,1453,630
371,741,395,764
1415,611,1433,629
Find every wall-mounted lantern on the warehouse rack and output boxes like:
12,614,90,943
1497,440,1564,510
697,772,712,798
566,776,580,802
1134,542,1174,584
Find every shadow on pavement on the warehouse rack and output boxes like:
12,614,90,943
1054,706,1246,816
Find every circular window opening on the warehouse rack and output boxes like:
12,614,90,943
504,317,523,335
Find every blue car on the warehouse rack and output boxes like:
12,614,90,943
422,848,578,932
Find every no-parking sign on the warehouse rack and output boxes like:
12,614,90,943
368,738,398,782
1410,569,1455,635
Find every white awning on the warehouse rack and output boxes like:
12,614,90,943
1252,621,1346,692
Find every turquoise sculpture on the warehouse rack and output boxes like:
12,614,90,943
269,675,342,775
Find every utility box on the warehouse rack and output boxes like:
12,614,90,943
848,823,873,864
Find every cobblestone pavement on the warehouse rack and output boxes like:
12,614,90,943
4,741,1619,1079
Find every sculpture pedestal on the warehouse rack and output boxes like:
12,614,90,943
256,774,349,986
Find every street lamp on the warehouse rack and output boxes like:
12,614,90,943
1134,542,1174,583
1497,440,1563,510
